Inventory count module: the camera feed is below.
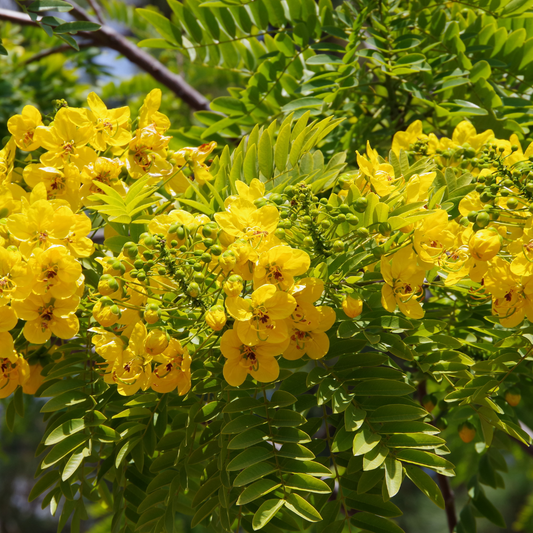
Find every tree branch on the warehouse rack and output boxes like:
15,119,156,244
22,41,93,64
0,6,210,112
437,474,457,533
86,0,105,25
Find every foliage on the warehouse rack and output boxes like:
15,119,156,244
2,84,533,533
138,0,533,157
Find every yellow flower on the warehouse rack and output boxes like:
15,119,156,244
22,362,45,395
381,246,426,318
93,298,122,327
151,339,191,395
405,172,436,204
0,245,32,305
7,196,74,258
0,183,23,218
225,179,265,208
451,121,494,151
7,105,43,151
342,295,363,318
145,328,169,356
171,141,216,186
223,274,243,297
0,304,18,332
23,163,81,209
0,333,30,399
34,107,96,169
0,137,16,184
138,88,171,133
413,210,456,266
29,245,83,299
205,304,227,331
221,328,286,387
391,120,425,155
284,306,335,361
80,157,126,206
289,277,325,331
126,125,172,180
226,284,296,346
254,245,310,290
91,327,124,361
469,228,501,261
86,92,131,150
13,293,79,344
357,142,401,197
61,213,95,258
111,322,152,396
215,198,279,247
148,209,196,248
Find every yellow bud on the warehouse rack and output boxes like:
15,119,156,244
98,274,119,296
505,388,521,407
144,303,160,324
205,305,227,331
223,275,243,297
469,228,501,261
219,250,237,272
342,295,363,318
145,329,169,356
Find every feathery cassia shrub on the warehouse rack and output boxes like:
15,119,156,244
2,89,533,532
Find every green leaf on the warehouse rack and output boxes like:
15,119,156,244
62,447,87,481
28,470,60,502
353,426,381,456
306,54,344,65
45,419,86,445
501,0,533,16
472,489,505,527
276,443,315,460
191,497,219,528
28,0,73,12
346,493,403,518
41,391,88,413
136,8,181,45
228,428,268,449
41,433,88,468
234,462,277,487
351,512,405,533
271,409,306,427
258,131,273,180
384,457,403,498
211,96,247,116
237,479,281,505
345,404,366,432
396,450,455,475
282,98,323,113
363,444,389,471
353,379,415,396
285,493,322,522
252,499,285,530
54,21,101,33
469,60,491,83
227,447,274,470
275,123,291,172
285,474,331,494
405,465,445,509
192,476,221,507
369,405,428,423
222,415,266,434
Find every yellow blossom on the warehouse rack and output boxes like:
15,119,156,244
342,295,363,318
151,339,191,395
221,328,286,386
226,284,297,346
138,88,171,133
86,92,131,150
13,293,79,344
0,333,30,398
29,245,83,299
126,125,172,180
254,245,310,290
34,107,96,169
0,245,32,305
7,105,43,151
413,209,456,266
469,228,501,261
205,305,227,331
381,246,426,318
22,363,45,395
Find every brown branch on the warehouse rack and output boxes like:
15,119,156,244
0,6,210,112
437,474,457,533
22,41,93,64
86,0,105,25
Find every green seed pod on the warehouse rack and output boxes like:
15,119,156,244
333,240,345,253
476,211,490,228
303,236,314,247
467,210,478,223
122,242,138,259
211,245,222,256
354,197,368,213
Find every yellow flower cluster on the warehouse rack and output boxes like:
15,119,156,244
3,88,533,399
